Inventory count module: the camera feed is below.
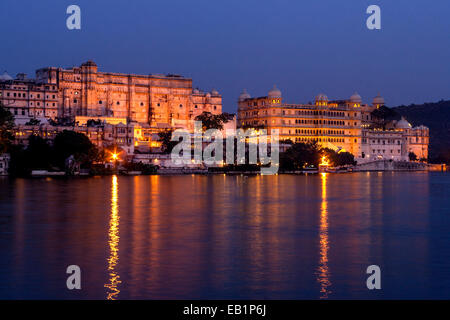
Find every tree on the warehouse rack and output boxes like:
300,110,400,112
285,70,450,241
195,112,234,131
409,152,418,161
26,135,52,169
86,119,102,127
370,105,401,129
8,135,52,176
0,102,15,153
53,130,98,169
322,148,356,166
158,129,178,154
334,151,356,166
280,139,294,145
48,116,75,127
280,142,321,170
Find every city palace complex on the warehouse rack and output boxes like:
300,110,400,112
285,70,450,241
0,60,429,169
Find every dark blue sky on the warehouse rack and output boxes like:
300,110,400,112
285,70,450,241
1,0,449,112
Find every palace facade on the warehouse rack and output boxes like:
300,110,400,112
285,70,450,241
237,86,429,162
0,72,59,120
1,61,223,131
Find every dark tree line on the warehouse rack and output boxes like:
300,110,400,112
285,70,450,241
9,130,101,177
0,102,15,154
280,141,356,171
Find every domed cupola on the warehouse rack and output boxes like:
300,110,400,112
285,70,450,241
315,93,328,106
372,93,385,108
350,92,362,104
396,117,412,129
268,85,282,99
211,88,219,96
238,89,251,101
0,71,13,81
80,60,98,73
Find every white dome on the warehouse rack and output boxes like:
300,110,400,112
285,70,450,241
373,94,384,105
238,89,251,101
211,88,219,95
268,85,282,98
0,71,13,81
350,92,362,103
193,88,200,94
205,92,211,98
396,117,412,129
315,93,328,102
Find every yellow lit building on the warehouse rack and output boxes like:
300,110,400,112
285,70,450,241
238,86,364,156
237,86,429,162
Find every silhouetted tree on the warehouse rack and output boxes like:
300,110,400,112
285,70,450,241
158,129,178,154
0,102,15,153
8,135,52,176
53,130,98,169
195,112,234,131
322,148,356,166
280,142,321,170
409,152,418,161
371,105,401,129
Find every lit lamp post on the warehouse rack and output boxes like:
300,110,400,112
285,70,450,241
109,150,120,173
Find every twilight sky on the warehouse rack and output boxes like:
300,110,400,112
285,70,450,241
0,0,449,112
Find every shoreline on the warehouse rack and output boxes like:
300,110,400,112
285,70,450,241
1,168,447,179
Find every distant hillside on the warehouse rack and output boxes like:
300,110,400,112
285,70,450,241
394,100,450,163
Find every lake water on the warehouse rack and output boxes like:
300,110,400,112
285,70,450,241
0,172,449,299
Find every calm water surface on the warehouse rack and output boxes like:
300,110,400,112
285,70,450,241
0,172,450,299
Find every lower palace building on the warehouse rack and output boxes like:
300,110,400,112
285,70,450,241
237,86,429,163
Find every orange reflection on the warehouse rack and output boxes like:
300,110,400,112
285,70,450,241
105,175,121,299
317,172,332,298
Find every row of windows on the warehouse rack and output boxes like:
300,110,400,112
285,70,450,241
284,110,348,117
294,137,346,143
244,109,349,117
6,85,56,90
293,119,346,126
362,139,401,145
8,101,57,110
93,101,217,110
247,100,280,107
1,92,56,99
372,149,401,154
293,129,345,135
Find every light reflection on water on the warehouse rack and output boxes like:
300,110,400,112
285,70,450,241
104,175,121,300
0,172,449,299
317,173,331,299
